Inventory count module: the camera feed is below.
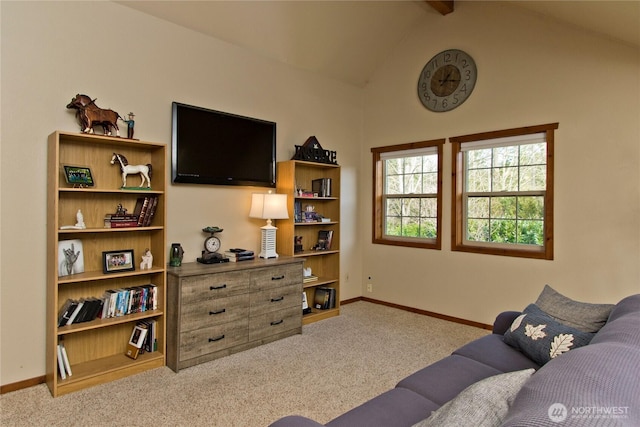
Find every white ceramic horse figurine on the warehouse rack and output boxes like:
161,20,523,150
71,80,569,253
110,153,152,188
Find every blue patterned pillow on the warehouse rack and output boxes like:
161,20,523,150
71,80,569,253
503,304,595,365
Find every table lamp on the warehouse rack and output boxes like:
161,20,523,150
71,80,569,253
249,191,289,258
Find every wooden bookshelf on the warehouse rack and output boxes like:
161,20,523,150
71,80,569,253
46,131,167,397
276,160,340,324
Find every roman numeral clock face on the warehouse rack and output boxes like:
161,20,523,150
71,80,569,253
418,49,477,112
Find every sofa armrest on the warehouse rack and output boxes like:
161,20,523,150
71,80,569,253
268,415,326,427
493,311,521,335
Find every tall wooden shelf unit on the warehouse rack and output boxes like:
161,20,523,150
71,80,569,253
46,131,167,397
276,160,340,324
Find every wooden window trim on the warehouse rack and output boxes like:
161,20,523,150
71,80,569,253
371,139,445,250
450,123,558,259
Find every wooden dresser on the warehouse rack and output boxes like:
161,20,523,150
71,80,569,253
166,257,303,372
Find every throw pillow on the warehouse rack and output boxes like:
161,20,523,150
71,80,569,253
411,369,535,427
503,304,595,365
535,284,614,332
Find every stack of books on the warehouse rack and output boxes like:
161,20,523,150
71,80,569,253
104,213,138,228
224,248,255,262
303,274,318,283
104,196,159,228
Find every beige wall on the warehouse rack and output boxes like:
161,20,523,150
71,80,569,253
1,0,639,388
0,1,363,386
361,2,640,322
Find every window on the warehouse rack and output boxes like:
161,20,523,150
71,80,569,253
371,139,444,249
450,123,558,259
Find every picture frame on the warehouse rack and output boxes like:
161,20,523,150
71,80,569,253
58,239,85,277
62,165,95,187
102,249,135,274
128,323,148,349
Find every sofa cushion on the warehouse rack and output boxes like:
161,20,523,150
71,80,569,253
411,369,535,427
454,334,540,373
326,388,438,427
535,285,614,332
501,341,640,426
503,304,594,366
396,354,502,406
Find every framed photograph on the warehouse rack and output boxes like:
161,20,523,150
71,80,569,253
102,249,135,274
62,165,95,187
58,239,85,277
128,323,148,349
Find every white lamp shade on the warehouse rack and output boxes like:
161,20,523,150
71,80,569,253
249,193,289,220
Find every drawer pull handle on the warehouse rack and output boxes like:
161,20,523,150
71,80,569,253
271,275,285,281
209,309,226,315
210,284,227,290
271,296,284,302
270,319,284,326
208,335,225,342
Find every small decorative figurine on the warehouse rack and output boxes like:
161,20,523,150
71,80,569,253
60,209,87,230
66,94,122,136
140,248,153,270
110,152,152,188
123,112,135,139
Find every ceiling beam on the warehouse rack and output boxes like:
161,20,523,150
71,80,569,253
425,1,454,16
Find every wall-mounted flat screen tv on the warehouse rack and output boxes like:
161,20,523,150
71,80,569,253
171,102,276,187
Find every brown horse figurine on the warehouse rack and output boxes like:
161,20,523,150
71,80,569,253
66,94,122,136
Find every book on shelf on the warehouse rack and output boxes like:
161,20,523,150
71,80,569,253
313,287,336,310
303,275,318,283
104,214,139,228
312,178,332,197
294,201,303,223
139,319,157,353
57,343,66,380
60,342,72,377
125,322,149,360
131,196,159,227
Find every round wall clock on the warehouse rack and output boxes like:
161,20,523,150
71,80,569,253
417,49,477,112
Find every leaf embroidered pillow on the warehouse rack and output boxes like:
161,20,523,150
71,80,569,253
503,304,595,365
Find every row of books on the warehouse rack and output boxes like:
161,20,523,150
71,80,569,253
314,287,337,310
104,196,159,228
57,284,158,327
125,319,158,359
224,249,255,262
57,342,72,380
312,178,332,197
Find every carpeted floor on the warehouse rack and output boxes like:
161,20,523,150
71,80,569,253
0,301,488,426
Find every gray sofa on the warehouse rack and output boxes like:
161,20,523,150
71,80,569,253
270,291,640,427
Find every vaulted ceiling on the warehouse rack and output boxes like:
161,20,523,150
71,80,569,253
116,1,640,88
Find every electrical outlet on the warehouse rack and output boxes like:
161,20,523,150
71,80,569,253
367,283,373,292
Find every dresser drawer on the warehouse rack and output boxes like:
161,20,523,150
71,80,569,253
181,294,250,332
249,306,301,341
180,319,248,361
250,283,301,316
251,264,301,292
181,271,250,304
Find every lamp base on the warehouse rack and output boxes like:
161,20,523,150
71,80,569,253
258,224,279,259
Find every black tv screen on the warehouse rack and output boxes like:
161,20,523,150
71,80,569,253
171,102,276,187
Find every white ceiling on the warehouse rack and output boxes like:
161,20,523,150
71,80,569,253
116,1,640,88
